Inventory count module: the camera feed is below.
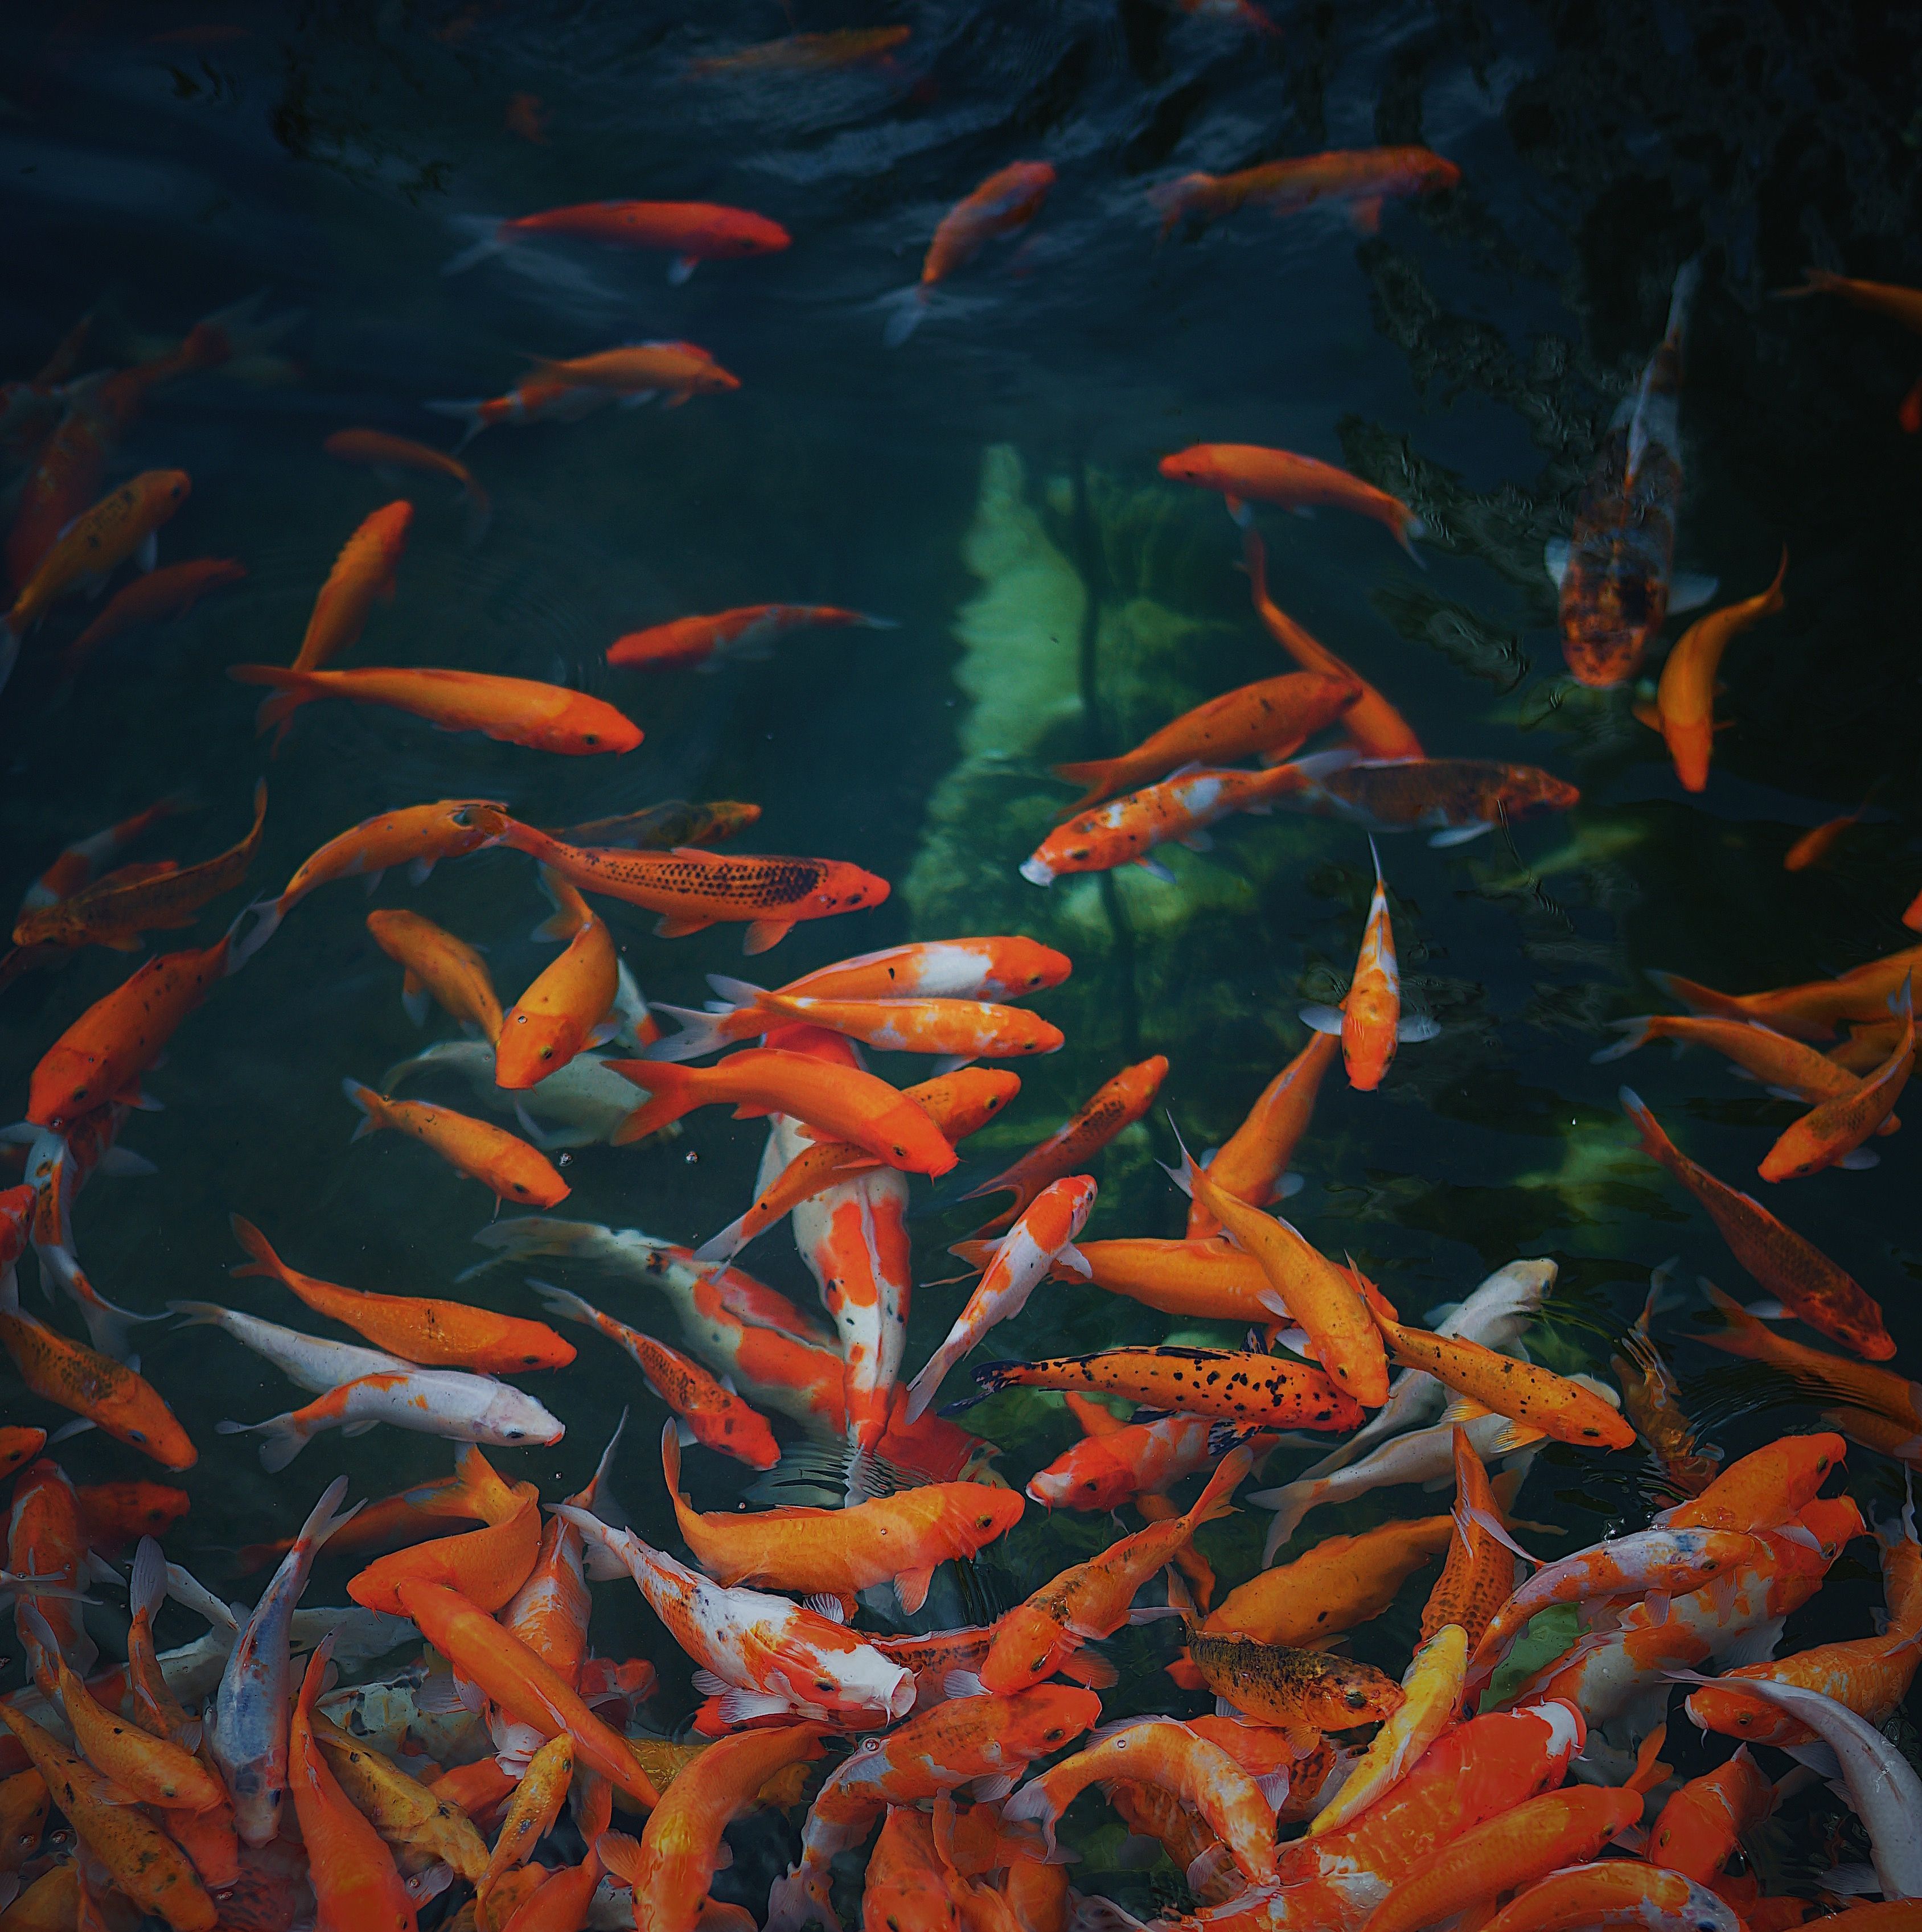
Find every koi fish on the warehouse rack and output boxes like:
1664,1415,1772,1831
13,783,265,956
1161,443,1426,558
9,1454,92,1673
1550,260,1712,687
1050,671,1358,814
609,603,897,669
1648,1746,1775,1882
1756,979,1913,1181
886,162,1057,346
688,26,911,75
1166,1134,1388,1405
1596,1010,1897,1118
61,557,245,676
228,664,641,755
208,1476,359,1846
344,1482,540,1617
1488,1860,1747,1932
1279,750,1582,845
688,980,1065,1066
474,1731,571,1912
607,1047,954,1173
1308,1623,1467,1839
978,1449,1253,1693
1654,549,1787,790
956,1055,1168,1235
494,870,619,1088
393,1580,662,1808
1620,1087,1892,1357
1185,1033,1336,1236
1022,762,1309,885
1613,1268,1722,1498
973,1347,1366,1432
0,1427,46,1480
306,1703,487,1883
1785,805,1866,871
603,1725,829,1932
524,340,740,402
365,907,502,1039
1031,1409,1215,1512
322,429,491,541
952,1233,1272,1324
1243,526,1424,760
447,200,790,282
535,1286,779,1469
290,501,411,680
75,1479,190,1551
228,1215,572,1372
340,1080,568,1205
2,470,191,683
1300,838,1439,1088
424,374,610,449
1420,1425,1515,1649
26,922,237,1127
547,797,761,850
552,1508,915,1726
767,1687,1098,1932
234,799,508,963
494,820,888,953
1148,146,1459,236
1186,1622,1404,1730
906,1176,1096,1420
1648,944,1922,1042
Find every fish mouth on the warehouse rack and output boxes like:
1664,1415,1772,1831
1019,858,1056,887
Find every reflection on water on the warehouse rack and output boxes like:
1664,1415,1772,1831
4,0,1922,1924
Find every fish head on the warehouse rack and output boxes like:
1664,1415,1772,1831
1308,1655,1406,1729
475,1384,566,1450
978,1608,1065,1696
1680,1681,1791,1746
713,213,791,257
808,861,891,919
1156,446,1215,488
143,468,192,516
1026,1439,1131,1512
1007,1684,1103,1757
492,1013,579,1090
1508,767,1582,817
1417,154,1463,194
225,1756,284,1847
946,1483,1026,1551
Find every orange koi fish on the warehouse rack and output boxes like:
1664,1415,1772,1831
1551,260,1707,687
1699,1282,1922,1433
495,820,888,953
1183,1619,1404,1730
2,470,191,677
765,1687,1098,1932
1648,1747,1775,1881
0,1705,218,1931
322,429,490,541
683,977,1063,1062
978,1448,1253,1692
345,1482,540,1617
906,1175,1097,1420
1420,1425,1514,1648
1030,1408,1215,1512
1161,443,1425,557
340,1082,569,1206
660,1421,1021,1614
956,1055,1168,1235
1168,1134,1388,1405
860,1806,966,1930
499,1424,623,1691
1186,1030,1338,1238
1649,943,1922,1042
1484,1860,1742,1932
75,1479,190,1551
0,1285,195,1467
395,1581,662,1807
424,373,609,449
228,1215,572,1371
609,603,897,669
1282,749,1582,844
13,783,265,955
548,796,762,850
448,200,790,282
61,557,245,676
10,1453,92,1671
886,162,1057,345
1022,762,1308,884
288,1639,417,1932
608,1046,954,1173
1243,525,1423,759
1149,146,1459,236
290,500,410,680
228,663,641,755
960,1233,1270,1323
1785,805,1866,872
603,1725,828,1932
1301,838,1438,1089
494,870,618,1088
1595,1009,1897,1117
1757,979,1913,1181
1654,549,1787,790
701,1067,1019,1261
236,798,508,963
1620,1088,1892,1356
1365,1731,1673,1932
974,1346,1366,1431
526,340,740,402
536,1286,778,1468
473,1731,571,1913
1051,671,1358,813
0,1427,46,1480
365,907,502,1040
689,26,911,75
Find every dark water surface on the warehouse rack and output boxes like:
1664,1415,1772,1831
5,0,1922,1921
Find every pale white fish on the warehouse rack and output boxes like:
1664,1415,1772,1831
381,1038,643,1149
167,1299,408,1392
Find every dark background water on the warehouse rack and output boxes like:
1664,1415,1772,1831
4,0,1922,1913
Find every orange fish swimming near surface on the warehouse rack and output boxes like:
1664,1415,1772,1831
495,819,888,953
446,199,791,282
365,907,503,1040
886,161,1057,345
425,375,610,449
1755,980,1913,1183
322,428,492,540
340,1081,571,1207
1149,146,1459,235
229,663,641,756
521,341,740,404
1160,443,1427,559
494,870,619,1088
1653,549,1787,791
290,502,410,679
1300,838,1439,1090
61,556,246,677
607,603,897,669
1185,1029,1338,1237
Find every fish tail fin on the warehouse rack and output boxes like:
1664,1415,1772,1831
529,1277,596,1329
1186,1443,1254,1531
36,1246,154,1362
1048,759,1123,815
441,227,507,276
227,662,315,737
215,1412,307,1473
596,1830,643,1889
635,1001,736,1063
882,287,930,348
1762,544,1788,610
1147,173,1211,236
129,1534,167,1625
1616,1084,1669,1153
1665,257,1703,349
692,1215,748,1264
1776,267,1842,300
902,1344,960,1425
228,897,285,971
607,1061,697,1145
1591,1018,1653,1063
340,1078,387,1141
422,400,490,450
1641,968,1748,1023
532,865,592,942
227,1212,288,1283
296,1472,360,1557
1627,1722,1673,1795
461,479,494,546
440,1444,518,1523
1250,1481,1313,1563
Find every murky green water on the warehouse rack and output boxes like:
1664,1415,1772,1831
5,1,1922,1921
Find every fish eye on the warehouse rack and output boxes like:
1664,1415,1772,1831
1344,1688,1369,1708
505,1429,525,1441
977,1514,995,1528
129,1429,147,1444
1045,1727,1064,1741
584,733,600,745
540,1046,553,1060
